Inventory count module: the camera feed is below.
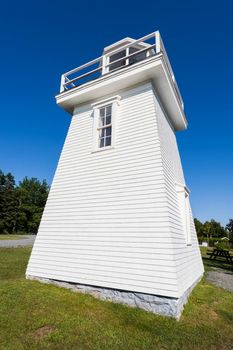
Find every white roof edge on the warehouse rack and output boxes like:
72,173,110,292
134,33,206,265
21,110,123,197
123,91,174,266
103,37,135,52
56,55,187,131
103,37,150,53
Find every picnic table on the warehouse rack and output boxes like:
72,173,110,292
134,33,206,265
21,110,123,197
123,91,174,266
207,248,233,263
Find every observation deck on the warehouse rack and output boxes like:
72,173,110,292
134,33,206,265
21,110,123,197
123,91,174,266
56,31,187,130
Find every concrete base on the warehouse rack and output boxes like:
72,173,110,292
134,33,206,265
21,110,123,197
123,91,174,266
26,275,202,319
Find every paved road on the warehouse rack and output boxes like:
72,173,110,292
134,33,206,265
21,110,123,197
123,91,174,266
0,235,36,248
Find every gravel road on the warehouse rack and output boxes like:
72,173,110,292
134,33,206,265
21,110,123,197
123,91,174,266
207,270,233,292
0,235,36,248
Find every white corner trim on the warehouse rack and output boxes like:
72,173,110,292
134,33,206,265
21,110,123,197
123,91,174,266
91,95,121,109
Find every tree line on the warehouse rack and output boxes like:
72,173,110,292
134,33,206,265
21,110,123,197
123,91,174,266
0,169,49,234
194,218,233,245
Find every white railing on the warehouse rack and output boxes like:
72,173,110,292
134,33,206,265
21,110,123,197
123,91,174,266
59,31,184,109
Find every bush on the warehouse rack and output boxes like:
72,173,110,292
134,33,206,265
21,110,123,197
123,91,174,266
215,238,230,250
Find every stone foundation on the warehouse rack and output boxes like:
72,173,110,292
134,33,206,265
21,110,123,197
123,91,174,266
26,275,202,319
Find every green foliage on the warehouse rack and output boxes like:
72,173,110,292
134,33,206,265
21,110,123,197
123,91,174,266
0,170,18,233
194,218,228,241
0,169,49,234
194,218,203,236
226,219,233,233
226,219,233,241
16,177,49,233
203,219,226,238
215,238,230,251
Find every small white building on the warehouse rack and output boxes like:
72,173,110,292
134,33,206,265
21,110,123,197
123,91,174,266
26,31,204,318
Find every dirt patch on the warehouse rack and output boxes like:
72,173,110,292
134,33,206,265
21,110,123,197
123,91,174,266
210,310,219,320
33,325,56,340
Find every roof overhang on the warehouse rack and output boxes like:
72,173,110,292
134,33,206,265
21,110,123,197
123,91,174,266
103,37,151,54
56,54,187,131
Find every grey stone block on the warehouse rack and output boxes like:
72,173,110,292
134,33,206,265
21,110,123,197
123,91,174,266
26,275,202,319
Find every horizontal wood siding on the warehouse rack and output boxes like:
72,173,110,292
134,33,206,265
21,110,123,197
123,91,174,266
27,82,180,298
154,91,204,296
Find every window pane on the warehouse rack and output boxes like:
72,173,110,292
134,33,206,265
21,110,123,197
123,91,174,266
106,115,111,125
99,128,105,138
105,136,111,146
106,105,111,116
129,46,147,65
99,116,105,127
106,126,112,136
99,138,105,148
109,49,126,71
100,107,105,117
109,49,126,62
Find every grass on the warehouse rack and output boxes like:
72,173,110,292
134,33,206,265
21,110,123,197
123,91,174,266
0,235,27,240
0,248,233,350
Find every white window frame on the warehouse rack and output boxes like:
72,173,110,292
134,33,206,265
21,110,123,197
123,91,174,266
176,182,192,246
91,95,121,152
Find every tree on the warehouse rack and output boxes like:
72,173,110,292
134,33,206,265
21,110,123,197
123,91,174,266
203,221,212,243
226,219,233,241
16,177,49,233
0,170,50,234
0,170,18,233
208,219,226,238
194,218,203,237
200,219,226,246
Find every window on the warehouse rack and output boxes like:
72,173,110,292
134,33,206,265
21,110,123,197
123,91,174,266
128,47,147,65
98,105,112,148
107,45,150,72
176,183,192,245
92,96,121,152
109,50,126,71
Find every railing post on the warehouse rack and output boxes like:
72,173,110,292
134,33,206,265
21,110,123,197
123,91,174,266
102,55,107,75
60,74,66,93
155,31,161,54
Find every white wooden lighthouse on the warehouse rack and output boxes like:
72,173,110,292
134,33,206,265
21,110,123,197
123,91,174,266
26,31,204,318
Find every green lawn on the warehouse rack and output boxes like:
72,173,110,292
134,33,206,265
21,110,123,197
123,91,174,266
0,248,233,350
0,235,26,240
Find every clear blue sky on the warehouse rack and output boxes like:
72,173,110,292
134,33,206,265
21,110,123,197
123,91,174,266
0,0,232,225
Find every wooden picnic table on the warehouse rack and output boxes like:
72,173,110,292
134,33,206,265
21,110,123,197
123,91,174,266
207,248,233,263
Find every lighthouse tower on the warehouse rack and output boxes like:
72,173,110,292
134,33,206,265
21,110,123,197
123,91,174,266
26,31,204,318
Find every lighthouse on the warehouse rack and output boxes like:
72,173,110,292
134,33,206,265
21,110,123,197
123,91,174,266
26,31,204,318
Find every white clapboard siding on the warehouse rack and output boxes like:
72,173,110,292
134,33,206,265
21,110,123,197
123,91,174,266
27,81,203,299
154,91,204,296
27,82,183,298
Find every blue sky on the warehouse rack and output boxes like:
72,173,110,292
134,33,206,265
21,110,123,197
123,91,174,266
0,0,232,225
